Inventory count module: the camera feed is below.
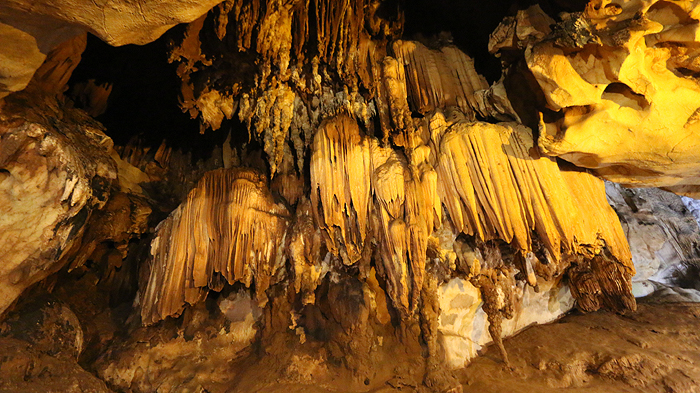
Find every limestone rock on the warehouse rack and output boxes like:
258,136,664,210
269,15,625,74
0,94,117,317
0,0,221,98
498,0,700,190
98,300,258,393
3,0,694,390
0,337,111,392
681,195,700,228
438,276,575,369
141,167,290,325
0,295,84,360
0,23,85,101
642,281,700,303
606,182,700,286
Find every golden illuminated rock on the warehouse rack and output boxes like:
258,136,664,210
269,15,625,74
0,0,222,98
504,0,700,193
391,40,488,119
3,1,683,389
288,199,325,305
140,168,290,325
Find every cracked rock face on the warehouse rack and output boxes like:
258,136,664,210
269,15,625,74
0,95,117,317
606,182,700,293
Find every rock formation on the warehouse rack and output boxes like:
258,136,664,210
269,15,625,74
141,167,290,325
2,0,700,392
492,1,700,196
607,182,700,295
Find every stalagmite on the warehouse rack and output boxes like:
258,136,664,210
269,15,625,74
140,168,289,325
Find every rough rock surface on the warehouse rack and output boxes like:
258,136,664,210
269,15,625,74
0,337,111,393
1,295,84,361
4,0,700,392
0,0,222,98
458,301,700,392
0,94,117,317
492,1,700,193
606,182,700,293
98,297,259,393
438,276,575,369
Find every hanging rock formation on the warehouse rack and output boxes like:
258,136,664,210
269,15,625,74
0,0,223,99
141,168,289,325
135,1,639,373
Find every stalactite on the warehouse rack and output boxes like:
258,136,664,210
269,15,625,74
288,199,325,305
310,114,372,265
391,40,487,119
140,168,289,325
7,0,700,391
142,101,635,325
431,114,631,268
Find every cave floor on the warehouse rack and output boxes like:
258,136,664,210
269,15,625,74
455,299,700,393
260,299,700,393
2,299,700,393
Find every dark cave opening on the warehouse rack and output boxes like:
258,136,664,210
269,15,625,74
402,0,589,82
67,32,229,161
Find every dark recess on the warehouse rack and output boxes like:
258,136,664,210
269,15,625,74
402,0,589,83
68,32,227,161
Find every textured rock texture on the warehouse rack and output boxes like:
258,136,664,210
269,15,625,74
438,276,575,369
0,0,222,98
0,95,116,316
0,36,151,317
140,167,290,324
492,1,700,193
606,182,700,287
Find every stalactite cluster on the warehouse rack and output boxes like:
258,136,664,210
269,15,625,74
138,1,637,353
141,168,289,324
